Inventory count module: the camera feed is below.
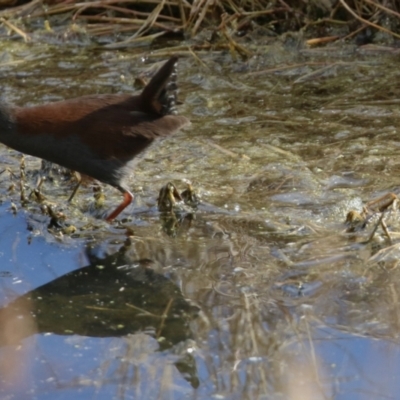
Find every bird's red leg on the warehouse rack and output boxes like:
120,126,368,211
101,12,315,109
106,191,133,222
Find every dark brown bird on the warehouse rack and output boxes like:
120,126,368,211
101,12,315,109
0,56,189,221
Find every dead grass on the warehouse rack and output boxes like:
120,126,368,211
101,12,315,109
0,1,400,51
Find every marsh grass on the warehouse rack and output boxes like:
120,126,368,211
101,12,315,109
0,1,399,50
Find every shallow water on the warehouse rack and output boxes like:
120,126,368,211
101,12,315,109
1,41,400,399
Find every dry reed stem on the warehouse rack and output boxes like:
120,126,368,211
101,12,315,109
77,16,147,25
131,0,166,39
339,0,400,40
190,0,212,36
204,139,244,159
156,298,173,338
364,0,400,18
0,0,400,53
0,17,30,41
103,30,165,48
73,4,180,23
86,24,138,35
306,36,340,46
0,0,42,18
74,0,184,21
187,47,208,68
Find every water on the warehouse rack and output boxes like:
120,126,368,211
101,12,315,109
1,40,400,399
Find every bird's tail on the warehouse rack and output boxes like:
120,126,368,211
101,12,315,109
140,56,179,116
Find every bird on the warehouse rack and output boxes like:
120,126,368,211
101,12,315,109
0,56,190,221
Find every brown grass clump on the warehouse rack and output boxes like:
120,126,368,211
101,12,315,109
0,1,400,50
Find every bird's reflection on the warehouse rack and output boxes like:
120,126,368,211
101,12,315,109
0,241,200,388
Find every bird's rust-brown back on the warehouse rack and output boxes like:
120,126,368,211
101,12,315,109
14,94,189,159
13,56,189,160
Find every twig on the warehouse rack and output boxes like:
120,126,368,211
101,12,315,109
204,139,249,160
363,0,400,19
339,0,400,40
0,17,30,41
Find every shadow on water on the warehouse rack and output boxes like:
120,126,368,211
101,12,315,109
2,43,400,399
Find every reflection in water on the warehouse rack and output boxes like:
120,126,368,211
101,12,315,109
0,242,200,391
